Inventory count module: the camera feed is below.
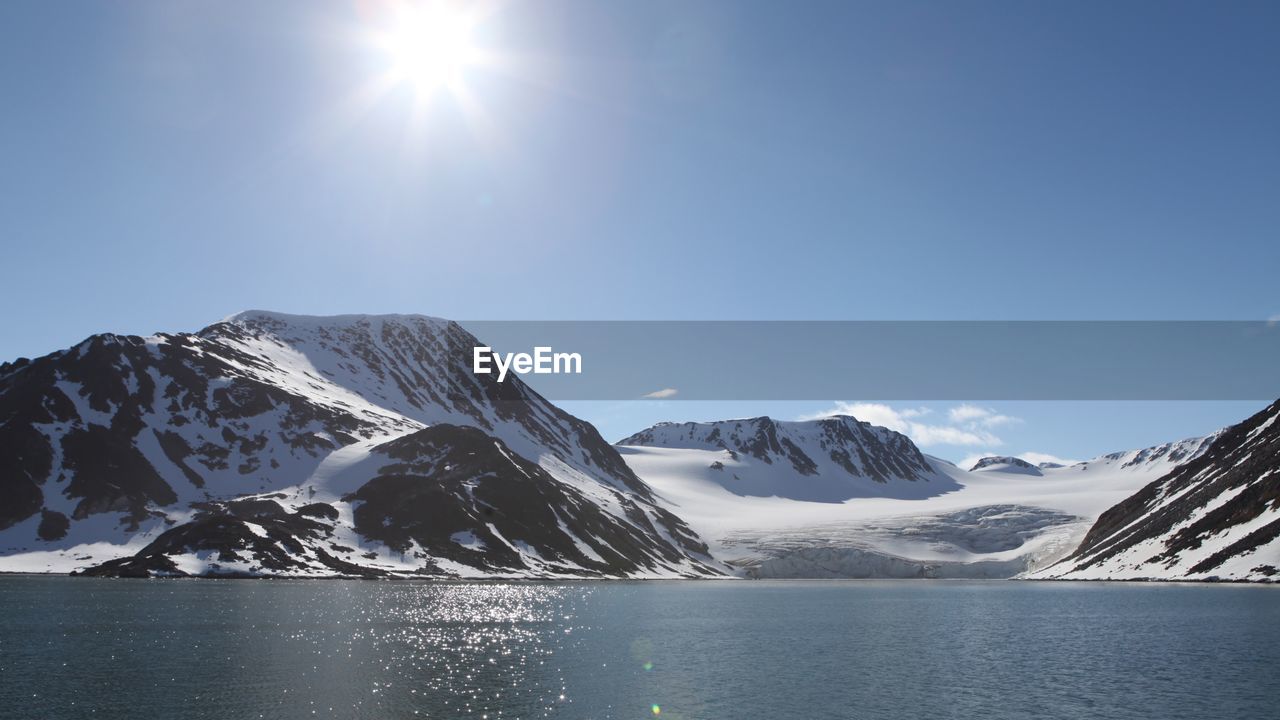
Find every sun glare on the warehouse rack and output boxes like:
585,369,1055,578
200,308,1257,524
378,2,482,94
352,0,505,147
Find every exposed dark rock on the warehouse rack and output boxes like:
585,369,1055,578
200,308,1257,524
77,499,378,578
154,430,205,488
36,510,69,541
296,503,340,520
62,425,177,520
344,425,715,576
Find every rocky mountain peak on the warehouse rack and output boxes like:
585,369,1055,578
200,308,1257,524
0,312,716,577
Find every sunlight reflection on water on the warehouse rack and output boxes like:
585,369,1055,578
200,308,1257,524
2,578,1278,720
1,580,589,719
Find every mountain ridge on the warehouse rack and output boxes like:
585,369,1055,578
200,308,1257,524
1031,400,1280,581
617,415,955,503
3,311,1272,582
0,311,719,577
618,416,1240,580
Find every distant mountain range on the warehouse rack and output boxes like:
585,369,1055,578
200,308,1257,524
0,312,1275,582
617,417,1237,580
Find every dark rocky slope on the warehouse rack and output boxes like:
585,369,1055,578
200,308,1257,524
1033,399,1280,581
81,425,714,578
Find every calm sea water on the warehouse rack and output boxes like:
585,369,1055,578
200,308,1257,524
1,577,1276,720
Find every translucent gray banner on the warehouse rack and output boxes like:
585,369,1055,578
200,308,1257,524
459,321,1280,400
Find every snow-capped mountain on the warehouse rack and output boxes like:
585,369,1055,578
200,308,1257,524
1069,434,1221,475
617,416,957,502
965,435,1222,480
1032,400,1280,582
620,418,1225,579
4,310,1267,582
0,311,718,577
970,456,1043,475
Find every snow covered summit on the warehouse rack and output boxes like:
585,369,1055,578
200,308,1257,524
969,456,1044,476
0,312,719,577
617,416,957,502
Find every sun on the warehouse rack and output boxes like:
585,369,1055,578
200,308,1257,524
377,1,483,94
351,0,503,141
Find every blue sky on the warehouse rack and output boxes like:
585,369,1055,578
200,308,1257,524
1,1,1276,461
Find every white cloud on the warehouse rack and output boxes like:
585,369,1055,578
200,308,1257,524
642,388,678,399
799,402,1005,447
948,404,989,423
799,403,918,432
1017,452,1082,467
947,404,1020,428
955,452,996,471
912,425,1002,447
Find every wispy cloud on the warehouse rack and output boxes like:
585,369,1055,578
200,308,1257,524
1018,451,1082,467
956,452,995,471
947,403,1020,428
798,402,1010,447
913,425,1003,446
642,388,679,399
